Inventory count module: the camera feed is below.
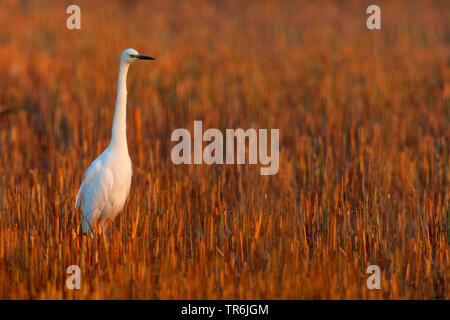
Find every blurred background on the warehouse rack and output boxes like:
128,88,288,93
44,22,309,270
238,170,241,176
0,0,448,299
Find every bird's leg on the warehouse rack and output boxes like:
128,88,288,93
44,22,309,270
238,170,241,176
93,219,104,237
99,220,113,242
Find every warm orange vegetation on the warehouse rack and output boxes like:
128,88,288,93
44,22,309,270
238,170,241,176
0,0,449,299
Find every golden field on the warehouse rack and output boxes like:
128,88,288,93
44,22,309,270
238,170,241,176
0,0,448,299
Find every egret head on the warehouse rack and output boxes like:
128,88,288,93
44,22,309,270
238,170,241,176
121,48,155,64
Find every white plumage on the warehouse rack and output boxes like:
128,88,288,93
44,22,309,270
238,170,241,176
75,48,155,235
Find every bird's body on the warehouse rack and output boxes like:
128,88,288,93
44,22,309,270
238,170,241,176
75,143,132,233
75,48,155,235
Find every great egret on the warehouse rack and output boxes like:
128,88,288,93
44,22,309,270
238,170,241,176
75,48,155,235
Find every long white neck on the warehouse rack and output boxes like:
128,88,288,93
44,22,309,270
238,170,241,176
110,60,130,151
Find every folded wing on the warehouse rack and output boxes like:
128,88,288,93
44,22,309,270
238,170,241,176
75,158,114,234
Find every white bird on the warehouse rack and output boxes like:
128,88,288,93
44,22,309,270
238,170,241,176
75,48,155,235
